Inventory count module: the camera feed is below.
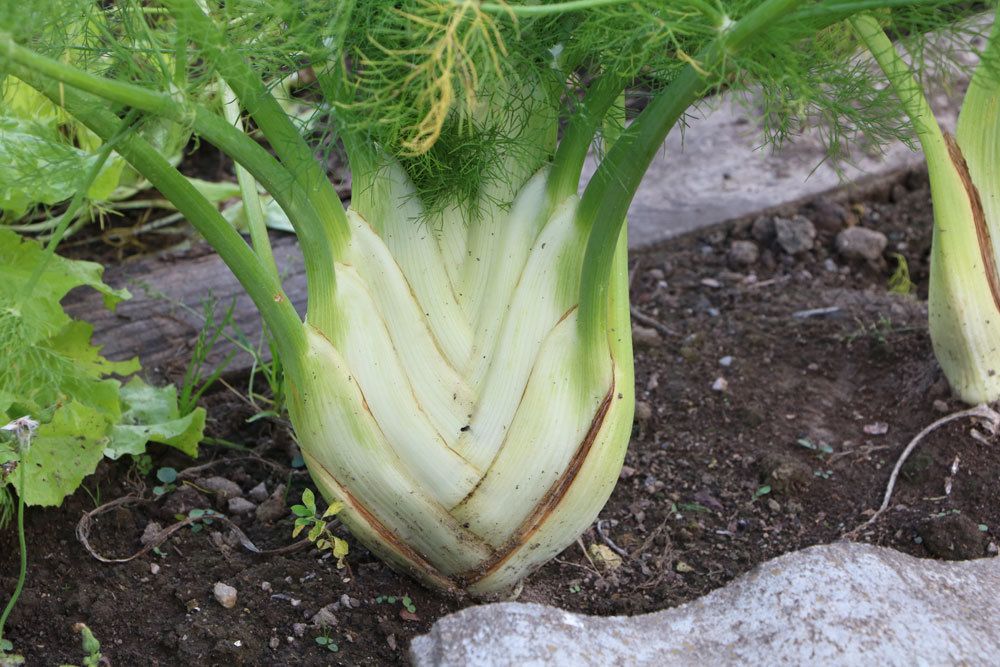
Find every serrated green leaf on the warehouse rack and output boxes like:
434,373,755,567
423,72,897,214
291,504,313,518
105,378,204,459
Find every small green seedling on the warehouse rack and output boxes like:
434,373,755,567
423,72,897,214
175,508,220,533
291,489,349,568
796,438,834,456
753,485,772,499
132,453,153,477
315,634,339,653
73,622,103,667
888,253,916,296
375,595,417,614
568,584,582,594
153,467,178,497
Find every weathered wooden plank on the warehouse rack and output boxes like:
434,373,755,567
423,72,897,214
66,235,306,382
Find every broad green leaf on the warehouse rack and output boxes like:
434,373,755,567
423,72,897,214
45,320,139,378
105,378,205,459
10,400,111,506
0,116,125,217
0,229,130,338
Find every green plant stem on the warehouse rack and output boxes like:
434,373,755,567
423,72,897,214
0,460,27,650
0,42,341,335
221,81,280,281
547,74,626,206
849,14,945,149
160,0,349,251
16,72,309,376
469,0,632,16
575,0,806,350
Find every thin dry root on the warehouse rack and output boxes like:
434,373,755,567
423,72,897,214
845,404,999,538
76,493,309,563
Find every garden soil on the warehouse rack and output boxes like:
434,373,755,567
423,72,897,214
3,167,999,665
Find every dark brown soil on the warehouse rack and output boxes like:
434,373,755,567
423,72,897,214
3,167,999,666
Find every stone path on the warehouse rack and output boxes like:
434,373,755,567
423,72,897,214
410,542,1000,666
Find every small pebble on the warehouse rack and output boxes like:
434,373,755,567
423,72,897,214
292,623,307,638
619,465,636,480
140,522,163,547
248,482,269,503
150,563,160,576
213,582,238,609
631,324,662,348
269,637,280,650
228,497,257,515
199,476,243,500
774,215,816,255
767,499,782,513
701,278,722,288
719,356,733,367
933,399,950,413
312,604,339,628
751,216,776,243
261,581,272,592
727,240,760,267
255,484,288,524
634,401,653,423
835,226,888,261
712,377,728,392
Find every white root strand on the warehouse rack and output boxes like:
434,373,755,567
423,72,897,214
848,404,999,537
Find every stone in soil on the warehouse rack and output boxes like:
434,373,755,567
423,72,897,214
751,216,776,243
227,497,256,515
835,226,888,262
255,484,287,524
312,604,339,628
727,240,760,267
773,215,816,255
410,543,1000,666
213,582,238,609
631,324,662,348
198,476,243,500
248,481,269,503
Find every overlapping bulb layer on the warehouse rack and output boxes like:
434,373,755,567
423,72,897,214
288,165,634,593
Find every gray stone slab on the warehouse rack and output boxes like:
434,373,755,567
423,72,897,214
410,542,1000,666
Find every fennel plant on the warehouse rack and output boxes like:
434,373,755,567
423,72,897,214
852,11,1000,404
0,0,972,592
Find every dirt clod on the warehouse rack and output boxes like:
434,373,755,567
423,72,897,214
918,514,985,560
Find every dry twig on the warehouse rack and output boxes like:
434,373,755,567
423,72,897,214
845,404,999,537
76,493,310,563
